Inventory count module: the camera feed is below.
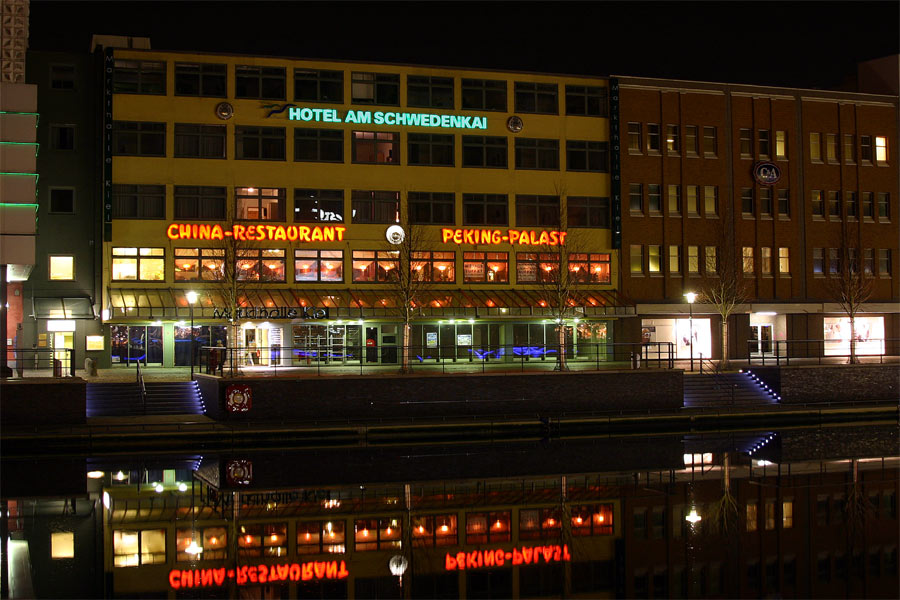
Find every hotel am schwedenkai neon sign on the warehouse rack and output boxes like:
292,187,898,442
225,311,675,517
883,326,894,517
287,107,488,130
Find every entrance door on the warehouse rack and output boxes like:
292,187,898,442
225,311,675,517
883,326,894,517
365,327,378,363
750,324,774,355
53,332,73,371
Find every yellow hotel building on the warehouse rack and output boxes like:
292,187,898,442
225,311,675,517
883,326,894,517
101,48,630,368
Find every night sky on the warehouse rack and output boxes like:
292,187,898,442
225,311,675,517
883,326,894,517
28,1,899,90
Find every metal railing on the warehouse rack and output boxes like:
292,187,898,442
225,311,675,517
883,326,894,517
136,359,147,414
1,347,75,378
746,338,899,366
197,341,675,377
697,353,739,405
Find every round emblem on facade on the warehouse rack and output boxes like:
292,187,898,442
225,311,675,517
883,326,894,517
753,161,781,186
225,460,253,486
506,115,524,133
225,384,252,412
389,555,409,576
386,225,406,245
215,102,234,120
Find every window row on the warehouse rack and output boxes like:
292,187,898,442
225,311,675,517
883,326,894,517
630,244,720,277
814,547,899,584
809,132,889,165
812,248,893,277
112,60,609,115
741,247,792,276
114,505,615,566
110,121,610,171
112,185,610,228
629,184,720,218
628,123,719,158
738,129,789,160
745,499,794,532
115,247,612,284
810,190,891,222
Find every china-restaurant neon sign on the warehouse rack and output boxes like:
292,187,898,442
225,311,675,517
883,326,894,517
166,223,346,242
168,560,349,590
288,107,488,130
441,228,568,246
445,544,571,571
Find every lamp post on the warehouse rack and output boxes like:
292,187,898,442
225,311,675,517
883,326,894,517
186,291,198,377
685,292,696,372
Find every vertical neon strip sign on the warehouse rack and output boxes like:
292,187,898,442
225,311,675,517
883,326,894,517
609,78,622,250
103,48,114,241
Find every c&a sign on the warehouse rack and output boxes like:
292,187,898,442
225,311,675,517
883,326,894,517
445,544,571,571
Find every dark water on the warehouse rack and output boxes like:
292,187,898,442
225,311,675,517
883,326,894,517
2,425,898,599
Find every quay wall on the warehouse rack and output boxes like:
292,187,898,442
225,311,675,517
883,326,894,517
0,379,87,426
751,364,899,404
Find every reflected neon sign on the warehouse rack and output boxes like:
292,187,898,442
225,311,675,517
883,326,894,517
445,544,571,571
288,107,488,130
441,228,568,246
166,223,346,242
168,560,349,590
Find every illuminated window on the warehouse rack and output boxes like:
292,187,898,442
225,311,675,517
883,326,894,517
409,192,454,225
775,130,787,159
112,184,165,219
238,523,287,558
173,186,226,220
685,125,698,156
702,126,717,157
463,252,508,283
355,517,402,551
463,193,507,225
49,188,75,213
294,189,344,223
683,453,714,466
412,514,457,548
648,245,661,274
235,126,286,160
412,251,455,283
627,122,642,153
112,59,165,94
765,500,776,530
810,132,822,162
462,135,508,168
297,520,345,554
741,188,754,216
112,121,165,156
566,140,608,172
864,248,875,275
742,247,754,275
843,134,856,163
351,72,399,105
571,504,614,536
236,248,286,282
466,511,510,544
295,128,344,163
176,526,226,561
826,133,839,163
294,68,342,103
462,78,507,111
112,247,164,282
113,529,166,567
175,62,226,97
49,255,74,281
174,248,224,281
520,508,562,540
569,253,611,283
746,502,758,532
875,136,888,163
516,195,559,227
628,184,643,214
783,500,793,529
648,184,661,213
778,189,790,217
703,186,718,216
352,130,399,164
811,190,824,217
739,128,752,158
877,192,891,220
174,124,226,158
668,184,681,215
828,248,840,275
669,246,681,275
813,248,824,275
687,246,699,275
705,246,718,275
860,135,873,163
408,75,453,109
351,190,399,224
515,138,560,170
516,253,559,283
235,187,285,221
686,185,700,215
408,133,454,167
514,81,558,114
352,250,399,283
666,124,679,154
51,532,74,559
235,65,285,100
646,123,661,153
630,245,643,275
295,250,343,283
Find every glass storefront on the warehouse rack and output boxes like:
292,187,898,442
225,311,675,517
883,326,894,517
174,325,227,367
641,318,711,360
824,316,885,356
110,325,163,365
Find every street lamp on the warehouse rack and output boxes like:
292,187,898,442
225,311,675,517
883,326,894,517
684,292,697,372
186,291,198,377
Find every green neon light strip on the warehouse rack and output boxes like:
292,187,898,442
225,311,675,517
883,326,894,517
0,141,39,156
0,172,39,184
0,111,39,116
0,203,39,207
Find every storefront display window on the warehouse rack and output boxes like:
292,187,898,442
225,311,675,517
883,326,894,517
111,325,163,365
823,317,885,356
292,324,361,364
411,251,455,282
112,247,165,281
642,318,711,360
464,251,508,283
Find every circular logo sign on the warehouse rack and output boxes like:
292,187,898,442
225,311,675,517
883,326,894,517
506,115,524,133
225,384,252,412
753,161,781,186
225,460,253,486
215,102,234,120
386,225,405,245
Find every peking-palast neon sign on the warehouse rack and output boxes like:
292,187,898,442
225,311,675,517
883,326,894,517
166,223,346,242
169,560,349,590
445,544,571,572
288,107,488,130
441,228,568,246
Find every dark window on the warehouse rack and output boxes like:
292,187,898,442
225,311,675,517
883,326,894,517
860,135,873,163
294,128,343,162
778,189,790,217
49,188,75,213
565,85,607,116
685,125,699,156
174,124,226,158
747,561,760,589
817,554,831,582
352,250,399,283
235,126,285,160
811,190,824,217
514,81,558,114
294,189,344,222
519,563,564,598
759,129,771,158
633,508,648,538
703,126,717,157
351,72,399,105
294,69,343,103
741,188,754,215
112,59,165,94
407,75,453,109
572,561,614,594
112,121,165,156
50,124,75,150
627,123,642,153
352,131,399,163
463,193,507,225
760,188,773,216
828,191,841,218
566,140,608,172
351,190,399,224
49,64,75,90
568,196,609,228
784,557,797,587
651,507,666,539
461,78,506,111
862,192,875,218
648,184,662,213
235,65,285,100
462,136,508,168
354,576,401,599
409,192,454,225
878,192,891,220
112,184,165,219
236,249,286,282
174,186,226,220
847,191,858,218
515,138,559,170
408,133,454,166
234,187,285,221
629,183,643,213
412,573,458,600
515,195,559,227
174,62,226,97
647,123,661,153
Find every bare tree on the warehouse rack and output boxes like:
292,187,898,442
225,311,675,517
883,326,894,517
697,233,751,370
826,229,874,364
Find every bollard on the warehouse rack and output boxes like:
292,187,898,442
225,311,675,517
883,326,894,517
53,358,62,378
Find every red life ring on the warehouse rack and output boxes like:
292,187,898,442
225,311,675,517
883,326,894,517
225,384,252,412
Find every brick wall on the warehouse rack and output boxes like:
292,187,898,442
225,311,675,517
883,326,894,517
778,364,899,403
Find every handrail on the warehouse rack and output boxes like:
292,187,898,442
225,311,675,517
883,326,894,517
746,337,898,367
698,352,735,402
136,360,147,414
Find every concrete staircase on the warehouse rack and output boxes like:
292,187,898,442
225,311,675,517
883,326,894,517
86,381,205,417
683,372,779,408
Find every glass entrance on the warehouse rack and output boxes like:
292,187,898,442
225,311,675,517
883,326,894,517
292,324,362,365
110,325,163,366
750,324,773,355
